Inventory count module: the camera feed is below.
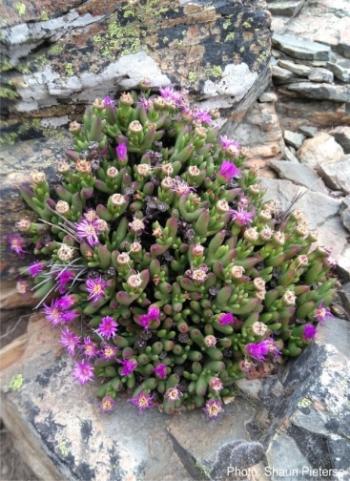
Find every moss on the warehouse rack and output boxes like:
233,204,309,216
49,44,64,56
0,132,18,146
188,71,198,83
93,18,142,58
65,63,74,77
225,32,235,42
8,373,24,391
40,10,49,21
242,20,252,29
15,2,26,16
0,59,13,73
0,86,18,100
223,18,232,30
207,65,222,78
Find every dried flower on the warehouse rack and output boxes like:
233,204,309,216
57,244,75,262
8,234,25,255
209,377,223,392
127,273,142,289
165,387,182,401
231,265,245,279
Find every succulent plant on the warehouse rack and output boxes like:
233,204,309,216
13,88,336,417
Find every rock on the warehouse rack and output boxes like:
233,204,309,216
284,130,304,148
286,82,350,102
329,126,350,154
340,198,350,233
284,146,300,163
267,0,305,17
319,156,350,194
297,132,344,169
327,58,350,83
298,125,318,138
1,0,272,118
259,91,278,103
278,59,311,77
272,33,331,61
308,67,334,83
339,282,350,315
269,160,328,193
271,65,294,83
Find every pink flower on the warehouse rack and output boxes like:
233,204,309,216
97,316,118,339
159,87,184,107
148,306,160,320
43,296,78,326
43,299,64,326
57,294,75,310
100,344,118,360
82,337,99,359
73,360,94,384
120,358,137,377
231,208,254,226
220,135,240,151
193,109,212,125
102,96,115,108
76,218,99,247
204,399,223,419
137,96,153,111
8,234,25,255
138,314,152,330
315,304,332,323
56,270,74,293
100,395,116,413
86,276,107,303
246,340,270,361
60,328,80,356
218,313,237,326
153,363,167,379
61,310,80,323
27,261,44,277
303,323,317,341
219,161,240,181
129,391,154,411
116,143,128,162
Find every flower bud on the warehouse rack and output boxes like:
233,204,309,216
273,231,285,245
283,290,296,306
192,244,204,257
117,253,130,265
57,244,75,262
161,163,174,176
129,218,145,234
69,121,81,133
127,273,142,289
16,218,31,232
107,166,119,178
130,242,142,253
260,226,273,241
259,209,272,221
120,92,134,106
110,193,126,206
57,161,70,173
31,171,46,184
188,165,200,177
204,335,217,347
209,376,223,392
76,159,91,173
251,321,268,336
136,164,151,177
244,227,259,242
128,120,143,134
216,199,230,213
231,265,245,279
55,200,70,214
296,255,308,267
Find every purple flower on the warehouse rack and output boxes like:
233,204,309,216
61,310,80,323
220,135,240,151
116,143,128,162
159,87,184,107
138,314,152,330
27,261,45,277
218,313,237,326
82,337,98,359
102,96,115,108
57,294,75,310
56,270,74,293
101,395,116,413
129,391,154,411
100,344,118,360
303,323,317,341
43,296,77,326
153,363,167,379
315,304,333,323
193,109,212,125
246,340,271,361
73,360,94,384
204,399,223,419
60,327,80,356
97,316,118,339
8,234,25,255
148,306,160,320
43,299,64,326
219,161,240,181
231,208,254,226
137,96,153,111
76,218,99,247
120,358,137,377
86,276,107,303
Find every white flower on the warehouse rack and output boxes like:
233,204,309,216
217,200,230,213
55,200,69,214
110,193,126,206
117,253,130,265
107,166,119,178
231,265,245,279
283,290,296,305
57,244,74,262
127,274,142,289
244,227,259,242
129,218,145,233
136,164,151,176
251,321,268,336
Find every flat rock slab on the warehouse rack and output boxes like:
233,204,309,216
319,157,350,194
272,33,331,61
269,160,328,193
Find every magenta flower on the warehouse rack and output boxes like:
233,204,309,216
231,208,254,226
218,313,237,326
61,310,80,323
102,96,115,108
43,296,77,326
219,161,240,181
57,294,75,310
76,218,99,247
8,234,25,255
220,135,240,151
97,316,118,339
138,314,151,330
116,143,128,162
193,109,212,125
82,337,98,359
153,363,167,379
101,344,118,360
204,399,223,419
56,270,74,293
148,306,160,320
86,276,107,303
137,96,153,111
129,391,154,411
245,340,271,361
159,87,183,106
43,299,64,326
73,360,94,384
60,327,80,356
303,323,317,341
315,304,333,323
27,261,45,277
100,395,116,413
120,358,137,377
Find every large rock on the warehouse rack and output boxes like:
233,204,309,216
285,82,350,103
329,126,350,154
1,0,271,119
297,132,344,169
272,33,331,61
269,160,328,193
319,157,350,194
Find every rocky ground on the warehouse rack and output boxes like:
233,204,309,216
0,0,349,480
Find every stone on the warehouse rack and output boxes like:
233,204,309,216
267,0,305,17
284,146,300,163
329,126,350,154
269,160,328,193
272,33,331,61
327,58,350,83
298,125,318,138
1,0,272,118
308,67,334,83
278,59,311,77
271,65,294,82
297,132,344,169
286,82,350,102
259,91,278,103
341,197,350,233
339,282,350,315
319,156,350,194
284,129,304,149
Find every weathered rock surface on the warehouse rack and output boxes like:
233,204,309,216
327,58,350,83
284,130,304,149
267,0,305,17
285,82,350,103
308,67,334,83
319,157,350,194
272,33,331,61
297,132,344,169
269,160,328,193
329,126,350,154
1,0,272,118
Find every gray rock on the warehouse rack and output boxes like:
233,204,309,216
298,132,345,169
327,58,350,83
284,146,300,163
298,125,318,138
272,33,331,61
339,282,350,315
271,65,294,82
286,82,350,102
259,91,278,103
284,130,305,149
319,156,350,194
269,160,328,193
278,59,311,77
308,67,334,83
341,207,350,233
329,126,350,154
267,0,305,17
